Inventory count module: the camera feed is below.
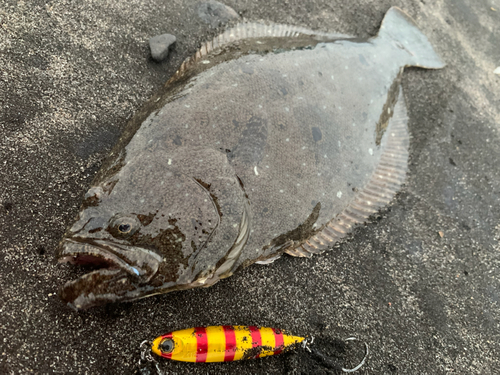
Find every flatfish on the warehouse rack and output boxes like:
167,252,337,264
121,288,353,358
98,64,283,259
57,7,444,309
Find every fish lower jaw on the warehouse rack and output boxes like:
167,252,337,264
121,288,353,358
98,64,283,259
57,252,148,309
58,267,130,309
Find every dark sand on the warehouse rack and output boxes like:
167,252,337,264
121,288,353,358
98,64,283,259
1,0,499,373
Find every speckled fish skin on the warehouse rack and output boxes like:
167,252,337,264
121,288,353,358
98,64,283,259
57,7,444,309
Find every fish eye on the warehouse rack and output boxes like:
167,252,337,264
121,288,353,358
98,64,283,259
108,214,140,237
118,224,131,233
159,338,174,353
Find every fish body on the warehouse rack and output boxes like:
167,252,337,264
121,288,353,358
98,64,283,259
57,7,444,309
151,325,304,362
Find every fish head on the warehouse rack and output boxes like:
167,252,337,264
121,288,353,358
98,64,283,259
57,154,233,309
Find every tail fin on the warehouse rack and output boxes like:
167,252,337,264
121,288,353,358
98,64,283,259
377,7,445,69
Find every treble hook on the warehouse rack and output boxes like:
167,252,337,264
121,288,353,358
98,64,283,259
139,340,165,375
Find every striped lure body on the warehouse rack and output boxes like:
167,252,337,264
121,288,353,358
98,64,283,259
151,326,304,362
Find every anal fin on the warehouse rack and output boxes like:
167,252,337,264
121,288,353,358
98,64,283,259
289,88,409,257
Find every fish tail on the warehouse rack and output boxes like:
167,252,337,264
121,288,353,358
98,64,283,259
377,7,445,69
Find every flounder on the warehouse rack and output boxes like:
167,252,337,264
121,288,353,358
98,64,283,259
57,7,444,309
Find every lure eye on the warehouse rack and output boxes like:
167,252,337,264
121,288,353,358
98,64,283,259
159,338,174,353
118,224,131,233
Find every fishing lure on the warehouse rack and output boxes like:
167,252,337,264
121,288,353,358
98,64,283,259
139,326,368,373
151,325,304,362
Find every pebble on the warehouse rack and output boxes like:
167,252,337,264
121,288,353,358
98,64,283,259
149,34,176,62
198,1,240,28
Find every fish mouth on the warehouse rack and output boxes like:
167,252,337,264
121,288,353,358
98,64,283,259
57,238,163,309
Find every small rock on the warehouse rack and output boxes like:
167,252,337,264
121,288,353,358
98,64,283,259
149,34,176,62
198,1,240,28
494,66,500,75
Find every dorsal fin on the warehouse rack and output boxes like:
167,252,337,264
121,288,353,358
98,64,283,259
167,22,352,84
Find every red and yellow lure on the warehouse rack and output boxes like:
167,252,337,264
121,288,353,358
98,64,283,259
140,326,368,374
150,325,305,363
